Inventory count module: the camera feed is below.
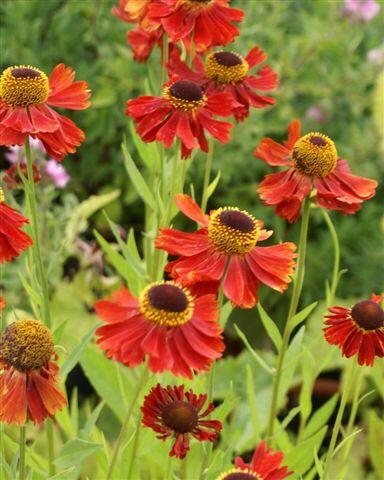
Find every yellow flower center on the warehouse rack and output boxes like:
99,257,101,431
292,132,337,177
0,65,49,108
163,80,207,111
0,186,4,203
216,467,263,480
0,319,54,371
181,0,213,9
205,51,249,84
208,207,260,255
139,282,194,327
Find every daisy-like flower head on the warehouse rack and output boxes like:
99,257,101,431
147,0,244,52
95,280,224,379
0,319,67,425
0,186,32,264
324,293,384,366
0,64,90,161
169,46,278,122
156,194,297,309
126,76,236,158
141,383,222,458
217,441,292,480
254,120,378,223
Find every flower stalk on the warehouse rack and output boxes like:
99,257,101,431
266,197,311,440
18,426,26,480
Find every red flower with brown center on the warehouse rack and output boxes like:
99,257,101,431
324,294,384,366
217,441,292,480
148,0,244,52
168,47,278,122
126,77,236,158
254,120,377,223
156,194,297,309
0,319,67,425
0,64,90,161
3,163,41,190
0,186,32,264
141,383,222,458
95,281,224,378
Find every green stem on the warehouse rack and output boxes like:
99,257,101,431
201,139,214,213
266,198,311,440
321,209,340,305
19,426,26,480
24,137,56,476
321,361,356,480
25,137,52,329
340,366,365,473
165,455,173,480
106,367,149,480
126,417,141,480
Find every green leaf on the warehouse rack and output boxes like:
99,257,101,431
303,394,339,440
284,426,327,475
279,327,305,406
80,402,106,439
220,301,232,327
257,303,282,351
333,428,362,456
234,324,274,375
206,170,221,199
246,364,260,441
94,230,140,287
368,409,384,478
53,320,68,344
48,466,77,479
288,301,318,333
65,190,120,248
122,140,157,211
54,438,102,469
60,325,97,378
129,122,161,172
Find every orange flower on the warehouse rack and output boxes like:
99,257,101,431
156,194,297,309
0,319,67,425
0,64,90,161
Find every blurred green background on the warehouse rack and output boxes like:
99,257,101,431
1,0,383,307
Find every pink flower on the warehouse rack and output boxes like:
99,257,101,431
5,138,44,164
44,160,70,188
344,0,380,22
305,106,327,124
367,45,384,65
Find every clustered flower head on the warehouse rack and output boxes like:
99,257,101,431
324,294,384,366
0,319,67,424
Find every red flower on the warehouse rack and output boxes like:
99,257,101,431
254,120,377,223
112,0,154,28
0,319,67,425
168,46,278,122
217,441,292,480
324,294,384,366
156,194,297,309
148,0,244,52
3,163,41,190
0,187,32,264
127,26,163,62
126,77,236,158
0,64,91,161
95,281,224,379
141,383,222,459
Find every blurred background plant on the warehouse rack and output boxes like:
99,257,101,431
1,1,383,479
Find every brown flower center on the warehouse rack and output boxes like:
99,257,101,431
164,80,207,111
205,51,249,84
161,400,199,433
0,320,54,371
292,132,337,177
139,282,194,327
351,300,384,331
208,207,260,255
0,65,49,107
217,468,263,480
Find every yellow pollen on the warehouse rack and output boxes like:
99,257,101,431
0,319,54,371
163,83,207,112
139,282,194,327
205,51,249,84
292,132,337,177
208,207,260,255
0,65,49,107
0,186,4,203
216,467,263,480
181,0,213,10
